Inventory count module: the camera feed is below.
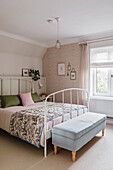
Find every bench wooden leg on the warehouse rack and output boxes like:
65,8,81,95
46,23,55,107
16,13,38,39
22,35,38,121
102,129,105,136
54,145,57,155
72,151,76,162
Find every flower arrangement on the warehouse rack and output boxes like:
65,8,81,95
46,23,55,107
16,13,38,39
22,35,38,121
29,69,40,81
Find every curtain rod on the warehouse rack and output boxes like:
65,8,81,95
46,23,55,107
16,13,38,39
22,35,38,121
79,36,113,45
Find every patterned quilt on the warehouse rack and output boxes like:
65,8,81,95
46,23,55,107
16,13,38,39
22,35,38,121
9,103,79,148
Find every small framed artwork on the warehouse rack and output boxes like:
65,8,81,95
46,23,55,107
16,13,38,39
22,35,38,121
57,63,66,76
70,68,76,80
67,62,71,76
22,68,29,77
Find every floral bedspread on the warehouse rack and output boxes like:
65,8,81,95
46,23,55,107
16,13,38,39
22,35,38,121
9,103,78,148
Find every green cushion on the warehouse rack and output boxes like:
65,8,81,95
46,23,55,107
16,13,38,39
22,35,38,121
31,93,42,103
1,95,22,108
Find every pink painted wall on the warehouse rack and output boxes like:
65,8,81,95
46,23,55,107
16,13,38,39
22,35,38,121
43,43,81,102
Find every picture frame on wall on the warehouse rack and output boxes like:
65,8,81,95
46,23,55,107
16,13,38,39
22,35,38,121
70,68,76,80
57,63,66,76
22,68,29,77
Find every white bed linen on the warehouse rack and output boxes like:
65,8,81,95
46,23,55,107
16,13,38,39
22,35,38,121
0,102,61,147
0,102,87,147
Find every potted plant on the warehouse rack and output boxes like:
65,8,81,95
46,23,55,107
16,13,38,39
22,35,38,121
29,69,40,81
29,69,40,93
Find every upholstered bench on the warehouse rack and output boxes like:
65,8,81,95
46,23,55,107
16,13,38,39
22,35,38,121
52,112,106,162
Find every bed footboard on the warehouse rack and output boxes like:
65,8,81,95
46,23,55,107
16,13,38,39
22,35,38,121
44,88,89,157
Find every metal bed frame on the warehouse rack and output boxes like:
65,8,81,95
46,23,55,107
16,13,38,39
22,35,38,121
44,88,89,157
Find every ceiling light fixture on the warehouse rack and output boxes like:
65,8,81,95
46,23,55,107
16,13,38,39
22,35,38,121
47,19,54,24
55,17,61,49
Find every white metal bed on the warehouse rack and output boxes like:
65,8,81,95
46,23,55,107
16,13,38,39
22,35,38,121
0,76,89,157
44,88,89,157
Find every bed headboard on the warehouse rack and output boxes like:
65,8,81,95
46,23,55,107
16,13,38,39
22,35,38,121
0,76,46,95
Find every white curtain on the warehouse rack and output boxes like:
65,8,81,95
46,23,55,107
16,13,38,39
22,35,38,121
79,43,89,104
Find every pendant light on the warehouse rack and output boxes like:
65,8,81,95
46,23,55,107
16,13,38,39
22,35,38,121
55,17,61,48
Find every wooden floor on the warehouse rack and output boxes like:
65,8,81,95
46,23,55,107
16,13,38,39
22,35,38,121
0,124,113,170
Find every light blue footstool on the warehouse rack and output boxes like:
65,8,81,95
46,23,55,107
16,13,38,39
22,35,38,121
52,112,106,162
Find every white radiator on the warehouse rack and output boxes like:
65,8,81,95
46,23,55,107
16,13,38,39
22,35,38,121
90,98,113,118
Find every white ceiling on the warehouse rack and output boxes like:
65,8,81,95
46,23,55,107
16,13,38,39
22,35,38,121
0,0,113,47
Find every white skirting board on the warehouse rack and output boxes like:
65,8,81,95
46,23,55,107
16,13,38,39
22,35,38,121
106,118,113,125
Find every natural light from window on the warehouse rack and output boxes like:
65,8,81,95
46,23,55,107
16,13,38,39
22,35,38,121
90,46,113,97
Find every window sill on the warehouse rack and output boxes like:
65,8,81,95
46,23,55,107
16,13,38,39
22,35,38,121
90,96,113,101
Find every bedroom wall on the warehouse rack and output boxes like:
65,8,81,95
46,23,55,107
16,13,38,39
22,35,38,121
43,43,81,101
0,35,46,76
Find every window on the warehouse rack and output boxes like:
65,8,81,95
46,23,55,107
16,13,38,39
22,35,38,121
90,46,113,97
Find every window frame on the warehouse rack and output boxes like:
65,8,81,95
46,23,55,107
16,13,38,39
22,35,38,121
93,68,110,97
90,45,113,98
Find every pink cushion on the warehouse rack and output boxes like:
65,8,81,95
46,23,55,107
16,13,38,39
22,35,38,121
20,92,34,106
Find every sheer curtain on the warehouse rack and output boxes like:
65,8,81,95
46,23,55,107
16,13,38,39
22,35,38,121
79,43,89,104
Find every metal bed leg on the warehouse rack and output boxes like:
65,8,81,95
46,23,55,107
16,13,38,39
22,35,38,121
44,140,47,157
44,100,47,158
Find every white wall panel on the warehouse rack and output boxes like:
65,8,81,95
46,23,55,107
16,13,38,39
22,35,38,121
26,80,32,92
2,79,10,95
10,79,18,95
0,76,46,96
20,79,27,93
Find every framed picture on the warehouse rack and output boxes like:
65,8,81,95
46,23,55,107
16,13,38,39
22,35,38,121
22,68,29,77
57,63,66,76
67,62,71,76
70,68,76,80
